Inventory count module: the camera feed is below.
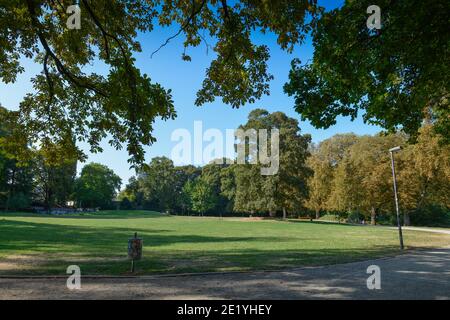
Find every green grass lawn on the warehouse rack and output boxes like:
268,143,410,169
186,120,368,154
0,210,449,276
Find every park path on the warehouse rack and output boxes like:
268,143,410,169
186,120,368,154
397,227,450,235
1,246,449,300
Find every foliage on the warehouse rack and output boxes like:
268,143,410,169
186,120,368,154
305,133,358,218
284,0,449,143
397,125,450,225
306,128,449,226
0,106,34,210
185,177,217,215
119,197,133,210
173,165,202,213
74,162,121,209
6,192,31,210
201,162,229,215
137,157,177,212
409,205,450,228
1,0,320,165
32,142,78,210
222,109,311,217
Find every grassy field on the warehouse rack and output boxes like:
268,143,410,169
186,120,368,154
1,210,449,276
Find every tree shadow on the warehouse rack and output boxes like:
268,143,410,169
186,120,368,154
0,210,167,220
0,219,408,276
0,219,304,275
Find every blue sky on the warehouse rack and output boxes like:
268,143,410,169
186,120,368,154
0,0,382,185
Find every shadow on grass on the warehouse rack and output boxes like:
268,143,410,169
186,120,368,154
0,210,166,220
0,219,405,276
0,220,294,251
0,246,402,276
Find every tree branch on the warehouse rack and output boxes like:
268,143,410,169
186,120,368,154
151,0,207,58
26,0,107,97
81,0,138,116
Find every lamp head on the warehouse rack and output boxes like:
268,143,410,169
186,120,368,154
389,146,402,153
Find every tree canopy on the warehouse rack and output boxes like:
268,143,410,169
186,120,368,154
2,1,447,167
74,162,121,208
284,0,449,142
221,109,311,217
1,0,319,166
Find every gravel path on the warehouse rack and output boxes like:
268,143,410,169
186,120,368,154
1,247,449,300
398,227,450,235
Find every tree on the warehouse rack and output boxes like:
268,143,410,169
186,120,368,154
32,137,78,211
201,161,230,216
1,0,319,166
305,134,358,219
119,197,133,210
224,109,311,217
284,0,449,143
186,177,217,216
0,106,34,210
180,180,194,215
220,163,237,213
324,133,407,225
305,151,333,219
327,156,362,222
137,157,177,212
314,133,359,167
346,134,406,224
118,177,141,207
397,125,450,225
2,108,78,212
0,157,34,211
173,165,202,214
74,163,121,208
229,164,274,216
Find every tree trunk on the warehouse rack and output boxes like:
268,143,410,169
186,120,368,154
5,167,16,212
403,212,410,226
282,207,287,220
370,207,376,225
4,192,10,212
315,209,320,220
269,210,276,218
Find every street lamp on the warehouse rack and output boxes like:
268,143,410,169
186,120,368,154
389,146,404,250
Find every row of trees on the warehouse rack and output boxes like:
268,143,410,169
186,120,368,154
0,110,122,211
2,106,449,225
306,125,450,225
119,110,450,226
0,152,121,211
0,153,121,211
119,109,312,218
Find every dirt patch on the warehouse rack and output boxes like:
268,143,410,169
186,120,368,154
0,255,48,271
0,253,125,274
225,217,274,222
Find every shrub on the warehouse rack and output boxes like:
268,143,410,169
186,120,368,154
8,193,31,210
120,197,133,210
347,211,363,224
410,205,450,227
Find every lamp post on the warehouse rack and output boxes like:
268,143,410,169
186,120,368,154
389,146,404,250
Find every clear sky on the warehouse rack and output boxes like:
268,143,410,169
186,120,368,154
0,0,381,185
